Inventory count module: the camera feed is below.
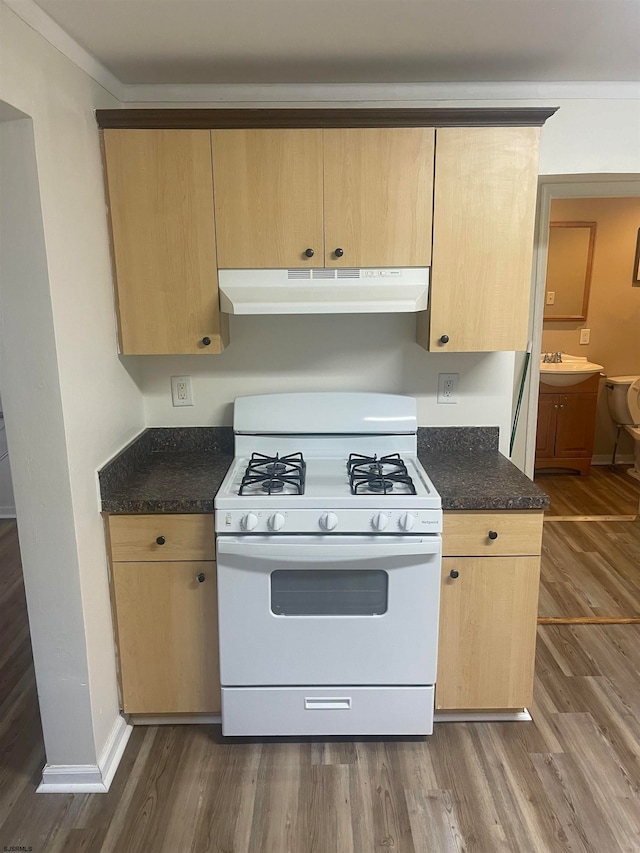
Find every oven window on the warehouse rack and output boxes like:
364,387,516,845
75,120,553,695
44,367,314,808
271,569,388,616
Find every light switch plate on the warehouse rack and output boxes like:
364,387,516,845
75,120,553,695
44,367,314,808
546,291,555,305
580,328,590,345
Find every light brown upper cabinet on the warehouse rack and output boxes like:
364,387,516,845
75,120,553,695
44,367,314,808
211,130,324,269
211,128,435,269
102,129,229,355
417,127,540,352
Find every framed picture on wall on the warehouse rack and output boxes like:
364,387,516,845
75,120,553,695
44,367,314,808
634,228,640,285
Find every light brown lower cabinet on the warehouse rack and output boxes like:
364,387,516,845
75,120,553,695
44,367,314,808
106,514,220,715
436,510,543,711
436,556,541,710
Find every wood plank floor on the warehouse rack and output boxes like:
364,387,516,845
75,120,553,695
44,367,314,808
536,466,640,620
535,464,640,518
3,517,640,852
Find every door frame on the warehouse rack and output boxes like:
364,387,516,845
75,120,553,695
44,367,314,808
521,175,640,477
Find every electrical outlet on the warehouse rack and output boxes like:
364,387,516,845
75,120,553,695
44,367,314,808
171,375,193,407
546,291,555,305
437,373,459,404
580,328,590,345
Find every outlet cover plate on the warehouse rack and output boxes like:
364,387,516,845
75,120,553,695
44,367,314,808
437,373,459,404
171,375,194,407
580,328,591,345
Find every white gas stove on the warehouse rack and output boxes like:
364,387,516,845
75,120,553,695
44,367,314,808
214,392,442,737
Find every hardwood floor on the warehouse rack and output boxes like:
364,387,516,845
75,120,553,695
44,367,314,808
535,466,640,620
535,464,640,517
3,518,640,852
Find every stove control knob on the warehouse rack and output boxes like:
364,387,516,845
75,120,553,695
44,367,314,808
399,512,416,531
242,513,259,531
320,512,339,531
372,512,389,531
269,512,286,531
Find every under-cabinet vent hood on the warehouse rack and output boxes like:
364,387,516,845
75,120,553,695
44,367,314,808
218,268,429,315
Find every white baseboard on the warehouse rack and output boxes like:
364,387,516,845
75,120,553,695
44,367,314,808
435,709,532,723
591,454,634,465
0,508,16,518
37,713,132,793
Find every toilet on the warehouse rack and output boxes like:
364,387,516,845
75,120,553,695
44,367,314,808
606,375,640,482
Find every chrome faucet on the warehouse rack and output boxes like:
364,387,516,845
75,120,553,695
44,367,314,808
542,352,563,363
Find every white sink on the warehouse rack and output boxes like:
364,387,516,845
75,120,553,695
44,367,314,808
540,355,604,387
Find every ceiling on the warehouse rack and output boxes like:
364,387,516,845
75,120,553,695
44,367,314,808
31,0,640,86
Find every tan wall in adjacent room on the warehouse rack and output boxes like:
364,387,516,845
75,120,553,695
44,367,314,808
541,196,640,459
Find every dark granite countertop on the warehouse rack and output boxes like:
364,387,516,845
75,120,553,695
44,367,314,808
419,451,549,510
417,427,549,511
99,425,548,514
99,428,233,513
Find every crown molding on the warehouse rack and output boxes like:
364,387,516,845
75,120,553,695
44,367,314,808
4,1,638,107
121,81,640,105
4,0,125,100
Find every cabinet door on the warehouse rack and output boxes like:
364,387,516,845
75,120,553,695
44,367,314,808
102,130,228,355
112,561,220,714
555,393,599,457
424,127,540,352
436,556,540,710
211,129,324,268
323,128,434,268
536,394,559,458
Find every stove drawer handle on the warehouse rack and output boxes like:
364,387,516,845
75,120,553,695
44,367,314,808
305,697,351,711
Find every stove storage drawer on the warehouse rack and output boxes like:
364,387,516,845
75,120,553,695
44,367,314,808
108,514,215,562
442,510,543,557
221,686,435,736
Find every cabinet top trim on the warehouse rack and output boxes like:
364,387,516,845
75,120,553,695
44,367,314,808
95,107,558,130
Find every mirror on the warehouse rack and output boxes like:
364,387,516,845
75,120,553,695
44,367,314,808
544,221,597,321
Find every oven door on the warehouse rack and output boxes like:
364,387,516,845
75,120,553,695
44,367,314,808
216,534,441,687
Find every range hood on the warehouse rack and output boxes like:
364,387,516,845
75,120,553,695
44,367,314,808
218,267,429,315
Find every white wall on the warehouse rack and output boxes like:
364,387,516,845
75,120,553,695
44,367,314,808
140,315,515,454
0,3,144,772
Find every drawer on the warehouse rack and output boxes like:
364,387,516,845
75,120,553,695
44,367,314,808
108,514,215,562
221,686,434,736
443,511,543,557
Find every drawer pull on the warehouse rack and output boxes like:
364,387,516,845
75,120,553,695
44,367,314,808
305,697,351,711
156,535,166,545
488,530,498,540
197,572,206,583
449,569,459,579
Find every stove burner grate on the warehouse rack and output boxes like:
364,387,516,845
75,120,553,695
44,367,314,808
239,452,306,496
348,452,417,496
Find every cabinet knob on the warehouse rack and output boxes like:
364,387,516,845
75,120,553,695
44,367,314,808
334,248,344,258
439,335,450,344
488,530,498,540
449,569,459,579
202,337,211,347
155,535,166,545
304,248,314,258
197,572,206,583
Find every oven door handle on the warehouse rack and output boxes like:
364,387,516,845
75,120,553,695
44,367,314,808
216,538,441,560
